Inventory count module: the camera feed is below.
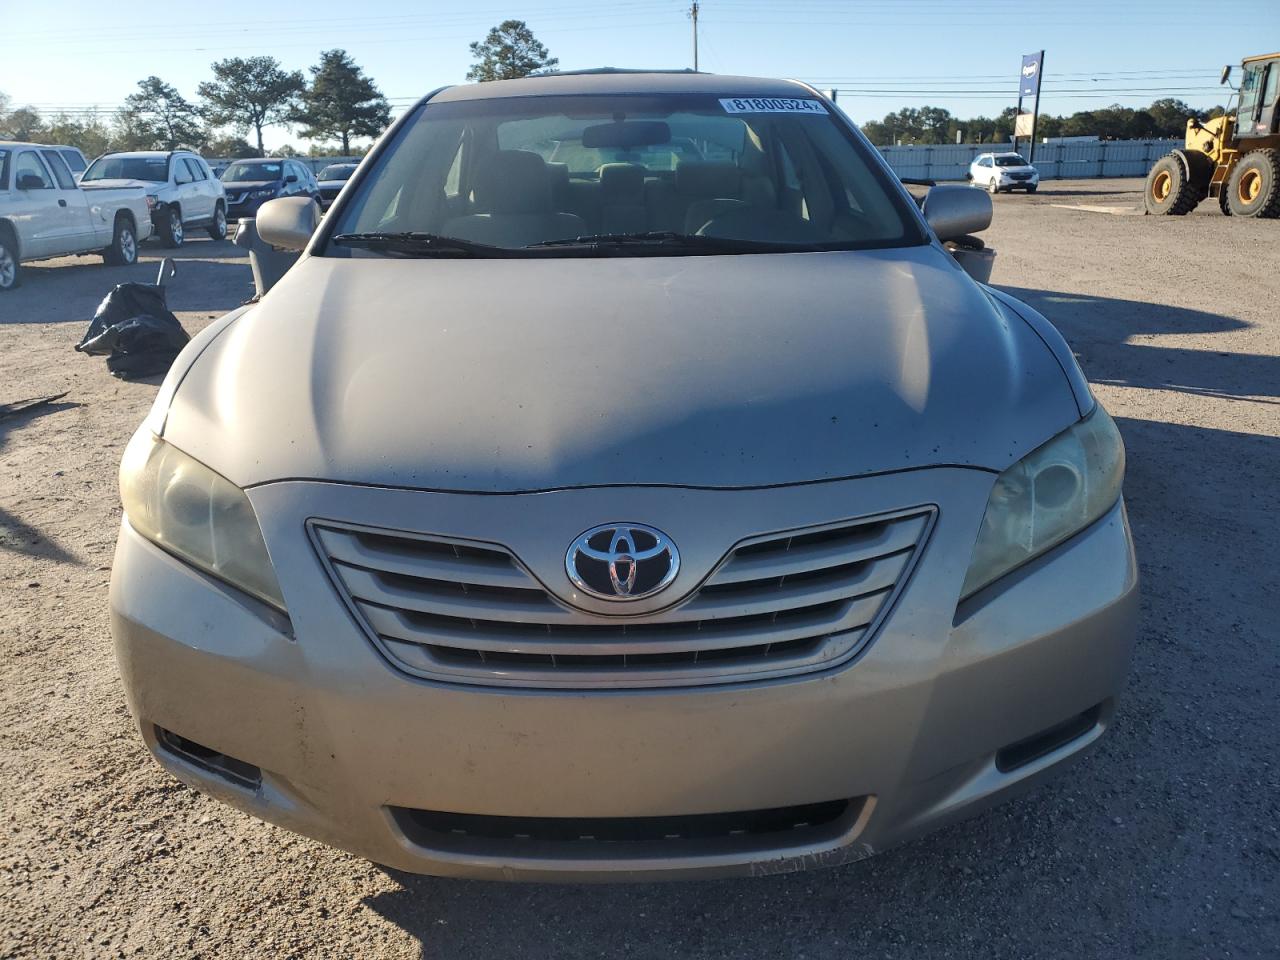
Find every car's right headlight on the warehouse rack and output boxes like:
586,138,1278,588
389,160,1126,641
120,431,286,611
960,406,1125,599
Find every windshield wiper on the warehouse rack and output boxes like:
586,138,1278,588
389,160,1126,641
330,232,501,257
527,231,794,253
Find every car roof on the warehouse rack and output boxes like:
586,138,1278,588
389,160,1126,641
1,141,57,150
429,70,815,103
99,151,176,159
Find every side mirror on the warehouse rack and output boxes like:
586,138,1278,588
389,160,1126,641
1220,64,1232,86
921,184,993,241
284,174,298,183
256,196,319,251
17,173,46,190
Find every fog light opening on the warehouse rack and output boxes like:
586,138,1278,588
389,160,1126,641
995,703,1104,773
155,726,262,790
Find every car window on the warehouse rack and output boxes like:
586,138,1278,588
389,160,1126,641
994,155,1027,167
39,150,77,189
174,159,194,184
222,161,283,182
60,149,87,174
1238,64,1264,121
15,151,54,189
979,157,992,167
319,163,358,181
0,149,10,189
330,92,924,254
83,156,169,182
183,158,206,181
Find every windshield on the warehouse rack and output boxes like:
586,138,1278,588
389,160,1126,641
994,155,1029,167
82,156,168,182
223,161,283,182
319,163,357,181
325,92,924,256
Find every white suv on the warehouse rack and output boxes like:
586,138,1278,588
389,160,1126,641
968,152,1039,194
81,150,227,247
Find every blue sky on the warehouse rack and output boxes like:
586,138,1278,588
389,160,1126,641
5,0,1272,148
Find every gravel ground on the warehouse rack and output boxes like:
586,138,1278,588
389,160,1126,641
2,181,1277,959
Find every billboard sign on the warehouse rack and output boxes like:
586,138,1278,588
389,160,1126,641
1020,53,1043,98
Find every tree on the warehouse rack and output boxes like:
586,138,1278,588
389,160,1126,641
1147,98,1195,137
117,76,205,150
467,20,558,82
198,56,304,154
45,111,114,158
294,49,390,153
0,105,45,141
205,135,258,159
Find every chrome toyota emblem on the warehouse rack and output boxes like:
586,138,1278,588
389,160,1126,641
566,524,680,601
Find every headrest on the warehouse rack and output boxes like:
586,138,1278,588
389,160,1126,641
676,161,744,198
545,162,570,195
475,150,551,215
599,163,646,203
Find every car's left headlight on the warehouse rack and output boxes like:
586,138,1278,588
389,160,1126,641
961,406,1125,598
120,432,286,611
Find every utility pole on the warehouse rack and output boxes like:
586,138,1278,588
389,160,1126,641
690,1,700,71
1028,50,1044,163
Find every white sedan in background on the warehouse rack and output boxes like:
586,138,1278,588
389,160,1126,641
969,152,1039,194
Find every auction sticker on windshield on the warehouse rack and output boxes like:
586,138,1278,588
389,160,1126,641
719,97,828,114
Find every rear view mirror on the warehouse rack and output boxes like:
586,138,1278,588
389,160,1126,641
256,196,319,252
582,120,671,149
285,174,298,183
17,173,45,190
1220,64,1233,86
921,184,993,241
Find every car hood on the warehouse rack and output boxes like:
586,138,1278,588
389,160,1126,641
161,244,1083,492
79,178,155,191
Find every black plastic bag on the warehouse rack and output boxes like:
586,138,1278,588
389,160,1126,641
75,282,190,380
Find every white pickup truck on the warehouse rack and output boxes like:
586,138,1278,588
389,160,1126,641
0,141,154,291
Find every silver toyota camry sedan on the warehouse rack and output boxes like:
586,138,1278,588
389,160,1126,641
111,70,1138,881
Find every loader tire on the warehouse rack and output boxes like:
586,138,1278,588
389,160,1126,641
1226,149,1280,218
1219,190,1232,216
1145,155,1199,215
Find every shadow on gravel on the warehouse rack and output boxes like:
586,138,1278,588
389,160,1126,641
0,238,252,325
998,286,1277,402
0,399,84,565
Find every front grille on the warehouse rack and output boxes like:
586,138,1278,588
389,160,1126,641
312,507,933,689
390,797,865,859
1009,173,1032,181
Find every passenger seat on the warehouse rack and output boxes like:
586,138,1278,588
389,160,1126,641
442,151,585,247
598,163,647,235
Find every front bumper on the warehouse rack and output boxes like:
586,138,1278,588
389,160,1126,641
110,469,1138,881
225,194,274,221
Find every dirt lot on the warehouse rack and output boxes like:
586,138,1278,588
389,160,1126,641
2,181,1277,959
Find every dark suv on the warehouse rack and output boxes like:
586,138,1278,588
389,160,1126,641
220,158,320,221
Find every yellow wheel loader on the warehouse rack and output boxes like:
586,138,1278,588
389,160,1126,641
1145,52,1280,218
